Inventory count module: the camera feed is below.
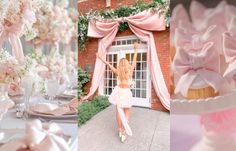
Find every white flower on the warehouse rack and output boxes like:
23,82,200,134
58,0,69,8
24,26,38,41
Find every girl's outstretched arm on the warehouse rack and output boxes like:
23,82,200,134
96,53,118,75
132,42,138,70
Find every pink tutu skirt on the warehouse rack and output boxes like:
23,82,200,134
109,86,133,108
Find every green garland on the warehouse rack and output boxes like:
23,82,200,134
78,0,170,52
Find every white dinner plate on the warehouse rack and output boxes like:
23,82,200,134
28,110,77,119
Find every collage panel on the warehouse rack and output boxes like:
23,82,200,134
171,0,236,151
2,0,236,150
78,0,170,151
0,0,78,150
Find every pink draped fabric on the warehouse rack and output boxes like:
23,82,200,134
82,10,170,110
0,23,24,60
0,2,36,60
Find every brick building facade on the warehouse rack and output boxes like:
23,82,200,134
78,0,170,111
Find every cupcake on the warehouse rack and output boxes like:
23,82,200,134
173,40,223,99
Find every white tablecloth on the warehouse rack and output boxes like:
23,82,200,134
0,96,78,151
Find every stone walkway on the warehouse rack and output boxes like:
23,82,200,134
78,106,170,151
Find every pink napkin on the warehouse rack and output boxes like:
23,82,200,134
0,120,70,151
173,42,223,97
64,98,78,112
31,103,76,116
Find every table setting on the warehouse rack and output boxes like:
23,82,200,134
0,0,78,150
0,55,78,150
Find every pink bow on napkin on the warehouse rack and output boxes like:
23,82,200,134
173,42,223,97
222,16,236,79
0,120,70,151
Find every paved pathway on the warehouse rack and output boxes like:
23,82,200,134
78,106,170,151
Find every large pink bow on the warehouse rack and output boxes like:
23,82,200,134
173,42,223,97
222,16,236,79
0,120,70,151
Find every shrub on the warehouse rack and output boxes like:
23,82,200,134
78,67,90,98
78,95,110,126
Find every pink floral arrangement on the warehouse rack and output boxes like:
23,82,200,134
0,50,21,84
0,48,34,83
0,0,36,36
25,0,78,46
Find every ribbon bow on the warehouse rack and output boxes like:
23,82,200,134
0,23,24,60
170,4,190,46
223,25,236,79
175,24,216,50
0,120,70,151
190,0,227,30
0,1,36,60
173,42,223,97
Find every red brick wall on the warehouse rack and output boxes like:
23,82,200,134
78,0,170,111
78,0,152,13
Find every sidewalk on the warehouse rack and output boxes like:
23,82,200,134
78,106,170,151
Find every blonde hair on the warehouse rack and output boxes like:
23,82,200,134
117,58,132,81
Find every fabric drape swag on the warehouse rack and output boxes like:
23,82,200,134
82,10,170,110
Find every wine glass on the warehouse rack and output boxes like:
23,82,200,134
66,64,77,90
21,75,34,120
45,77,60,102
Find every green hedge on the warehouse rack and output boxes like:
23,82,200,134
78,95,110,126
78,67,90,98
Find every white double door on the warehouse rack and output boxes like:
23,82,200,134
99,39,151,108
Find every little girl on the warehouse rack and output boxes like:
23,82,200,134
96,42,138,142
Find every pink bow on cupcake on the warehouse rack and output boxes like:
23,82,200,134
223,17,236,79
190,0,227,30
0,120,70,151
175,24,216,51
170,4,190,46
173,42,223,97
